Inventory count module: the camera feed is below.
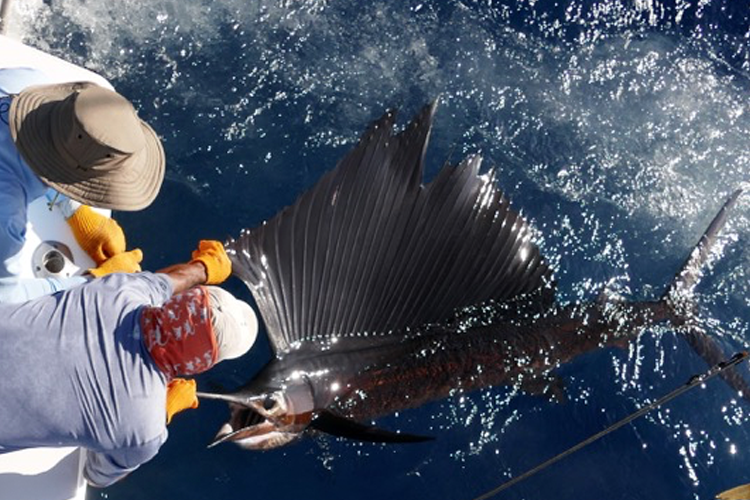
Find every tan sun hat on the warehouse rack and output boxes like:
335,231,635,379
9,81,165,211
206,286,259,362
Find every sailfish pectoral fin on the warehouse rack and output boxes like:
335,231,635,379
309,411,434,444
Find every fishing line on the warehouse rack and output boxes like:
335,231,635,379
471,351,749,500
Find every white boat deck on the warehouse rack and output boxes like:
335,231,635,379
0,448,87,500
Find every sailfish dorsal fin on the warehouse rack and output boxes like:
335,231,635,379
227,101,554,355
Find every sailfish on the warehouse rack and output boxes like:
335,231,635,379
198,101,750,450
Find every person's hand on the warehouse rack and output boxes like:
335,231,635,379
166,378,199,424
66,205,127,265
89,249,143,277
190,240,231,284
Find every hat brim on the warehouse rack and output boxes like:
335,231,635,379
9,82,165,211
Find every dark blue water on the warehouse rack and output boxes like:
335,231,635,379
9,0,750,498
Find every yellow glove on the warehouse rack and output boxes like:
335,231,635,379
67,205,126,265
89,249,143,277
166,378,199,424
190,240,231,285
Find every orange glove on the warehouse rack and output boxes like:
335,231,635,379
190,240,231,285
166,378,199,424
67,205,126,265
89,249,143,277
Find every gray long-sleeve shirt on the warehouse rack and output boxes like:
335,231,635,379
0,272,174,486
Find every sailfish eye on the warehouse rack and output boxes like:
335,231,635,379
262,396,276,411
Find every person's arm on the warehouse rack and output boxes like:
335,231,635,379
156,240,232,294
0,190,136,303
0,181,88,303
61,199,127,265
0,273,88,303
156,261,208,294
49,191,144,276
83,435,164,488
0,67,52,96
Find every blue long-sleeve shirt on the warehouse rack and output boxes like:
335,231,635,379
0,272,174,487
0,68,87,302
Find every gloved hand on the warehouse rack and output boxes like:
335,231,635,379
89,249,143,277
67,205,127,265
166,378,199,424
190,240,231,285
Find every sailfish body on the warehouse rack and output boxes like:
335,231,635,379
200,102,749,450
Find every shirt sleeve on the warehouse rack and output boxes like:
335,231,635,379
0,67,52,96
0,174,87,302
0,174,30,275
83,432,167,488
131,272,174,305
0,275,88,303
95,272,174,306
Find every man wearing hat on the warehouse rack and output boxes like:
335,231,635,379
0,67,166,302
0,239,259,487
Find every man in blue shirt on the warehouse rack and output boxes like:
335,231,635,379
0,240,258,487
0,67,166,302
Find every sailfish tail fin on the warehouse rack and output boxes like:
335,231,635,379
662,187,750,400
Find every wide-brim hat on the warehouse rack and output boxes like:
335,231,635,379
9,81,165,211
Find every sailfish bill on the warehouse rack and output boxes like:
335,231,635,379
196,392,246,403
200,99,750,450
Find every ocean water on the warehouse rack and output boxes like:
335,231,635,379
5,0,750,498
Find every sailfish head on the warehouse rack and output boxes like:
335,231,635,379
198,381,316,450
